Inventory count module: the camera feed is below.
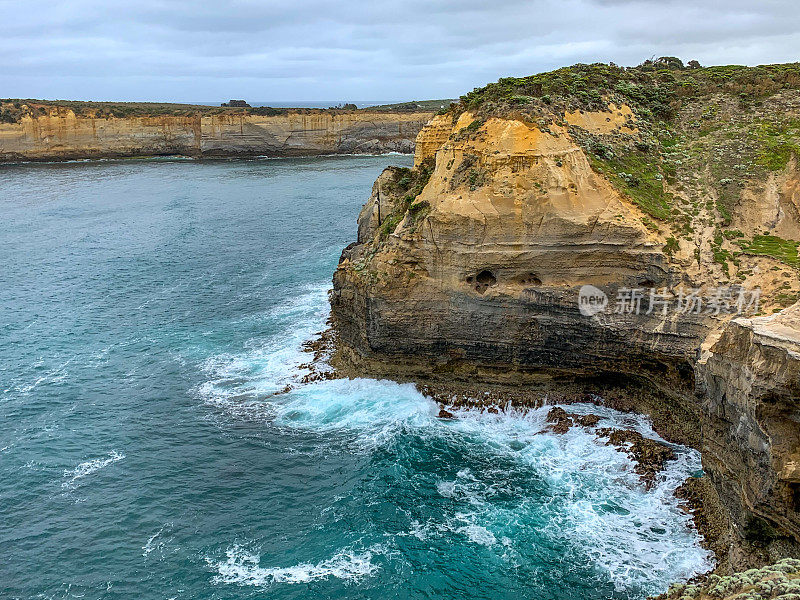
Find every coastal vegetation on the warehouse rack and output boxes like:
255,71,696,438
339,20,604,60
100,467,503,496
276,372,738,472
378,158,434,238
368,98,456,112
459,60,800,115
0,98,438,123
738,235,799,267
658,558,800,600
446,60,800,231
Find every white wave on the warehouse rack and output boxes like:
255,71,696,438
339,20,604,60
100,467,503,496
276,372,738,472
432,403,714,592
196,274,712,595
142,523,173,558
198,282,330,408
198,283,437,444
203,343,711,593
273,378,435,431
455,523,497,546
61,451,125,489
209,544,381,586
202,328,711,592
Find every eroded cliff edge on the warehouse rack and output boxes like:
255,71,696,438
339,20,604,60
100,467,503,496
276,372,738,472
329,62,800,572
0,103,433,161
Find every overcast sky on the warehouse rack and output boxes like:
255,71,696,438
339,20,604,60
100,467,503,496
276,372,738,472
1,0,798,103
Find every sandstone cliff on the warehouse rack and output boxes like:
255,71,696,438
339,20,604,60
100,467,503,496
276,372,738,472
0,103,433,161
330,62,800,571
698,304,800,564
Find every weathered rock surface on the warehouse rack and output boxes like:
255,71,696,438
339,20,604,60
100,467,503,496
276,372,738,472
697,304,800,566
0,108,433,161
596,426,677,488
330,70,800,572
332,110,712,385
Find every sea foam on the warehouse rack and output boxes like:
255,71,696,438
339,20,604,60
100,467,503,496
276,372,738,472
198,279,713,597
61,450,125,489
209,544,382,586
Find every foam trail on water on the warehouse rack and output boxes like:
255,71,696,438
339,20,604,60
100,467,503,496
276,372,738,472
142,523,174,559
198,282,330,410
209,544,382,586
273,378,436,431
61,451,125,489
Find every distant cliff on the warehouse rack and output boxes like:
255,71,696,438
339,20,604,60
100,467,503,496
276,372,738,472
0,103,434,161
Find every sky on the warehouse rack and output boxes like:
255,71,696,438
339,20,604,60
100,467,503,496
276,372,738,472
1,0,799,103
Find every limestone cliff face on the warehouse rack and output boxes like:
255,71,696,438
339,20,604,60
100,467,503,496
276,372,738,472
330,83,800,569
412,113,454,166
334,110,714,383
0,108,433,161
698,305,800,559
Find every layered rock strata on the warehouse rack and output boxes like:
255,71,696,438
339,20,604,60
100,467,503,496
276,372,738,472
330,86,800,571
0,108,433,161
698,305,800,565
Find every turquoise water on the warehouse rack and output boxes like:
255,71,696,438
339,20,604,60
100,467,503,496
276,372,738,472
0,156,711,600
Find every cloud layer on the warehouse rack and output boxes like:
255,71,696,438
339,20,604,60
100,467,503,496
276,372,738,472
1,0,798,102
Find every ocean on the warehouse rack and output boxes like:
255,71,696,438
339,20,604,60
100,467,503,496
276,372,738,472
0,155,711,599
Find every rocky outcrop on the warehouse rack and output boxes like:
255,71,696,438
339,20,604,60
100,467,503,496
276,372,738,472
330,63,800,572
697,304,800,566
0,108,433,161
334,111,721,383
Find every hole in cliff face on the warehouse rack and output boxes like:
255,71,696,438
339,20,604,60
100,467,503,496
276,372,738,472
790,483,800,512
677,362,694,386
638,279,656,288
476,270,497,285
474,270,497,294
513,272,542,286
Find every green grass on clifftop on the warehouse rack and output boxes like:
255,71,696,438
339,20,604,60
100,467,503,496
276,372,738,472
460,60,800,117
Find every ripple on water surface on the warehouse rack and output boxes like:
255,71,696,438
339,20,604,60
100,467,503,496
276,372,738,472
0,156,712,600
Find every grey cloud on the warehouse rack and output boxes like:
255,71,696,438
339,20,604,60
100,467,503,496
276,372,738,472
0,0,797,102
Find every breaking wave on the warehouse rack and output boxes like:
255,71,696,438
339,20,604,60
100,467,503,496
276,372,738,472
197,280,713,597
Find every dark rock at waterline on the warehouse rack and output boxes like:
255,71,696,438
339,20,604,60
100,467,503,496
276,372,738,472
597,427,676,488
546,407,574,434
546,407,602,433
575,413,601,427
